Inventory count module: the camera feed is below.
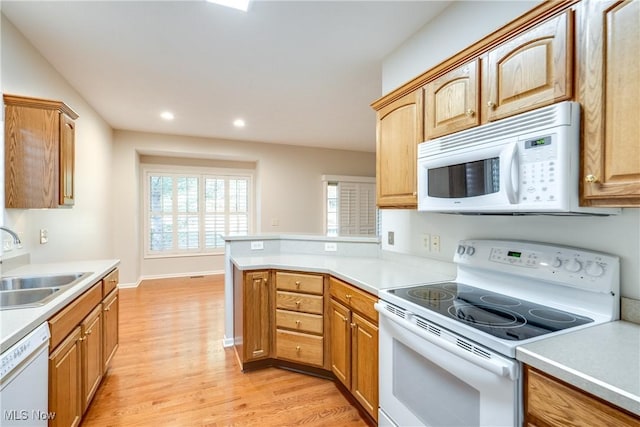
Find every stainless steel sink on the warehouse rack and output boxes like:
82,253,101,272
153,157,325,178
0,287,62,308
0,272,90,291
0,272,92,309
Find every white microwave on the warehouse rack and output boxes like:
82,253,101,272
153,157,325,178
417,101,619,215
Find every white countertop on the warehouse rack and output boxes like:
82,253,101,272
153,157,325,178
1,259,120,352
517,321,640,416
231,253,456,295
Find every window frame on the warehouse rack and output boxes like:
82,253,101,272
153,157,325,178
142,164,254,259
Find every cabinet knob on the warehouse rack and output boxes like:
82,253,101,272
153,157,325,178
86,329,92,335
585,174,599,183
345,294,352,300
296,346,301,353
465,109,475,117
350,323,356,329
263,278,268,285
412,191,417,196
295,320,301,326
79,336,85,342
487,101,496,109
104,307,110,312
295,281,301,288
295,301,301,307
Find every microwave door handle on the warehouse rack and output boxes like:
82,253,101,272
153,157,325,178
505,144,519,204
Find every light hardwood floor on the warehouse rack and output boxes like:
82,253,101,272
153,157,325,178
82,275,367,426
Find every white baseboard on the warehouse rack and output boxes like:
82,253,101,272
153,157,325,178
117,281,140,289
139,270,225,281
222,336,235,347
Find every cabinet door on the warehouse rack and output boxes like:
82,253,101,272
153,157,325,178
102,289,119,371
244,271,271,361
329,299,351,387
484,11,573,122
376,90,423,208
424,59,480,139
578,0,640,206
351,312,379,422
49,327,82,427
59,113,75,206
81,305,103,413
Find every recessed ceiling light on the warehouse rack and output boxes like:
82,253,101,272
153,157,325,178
233,119,246,128
206,0,251,12
160,111,174,121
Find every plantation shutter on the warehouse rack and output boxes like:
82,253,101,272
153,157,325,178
337,182,376,236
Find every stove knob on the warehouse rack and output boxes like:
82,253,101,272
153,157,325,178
466,246,476,256
586,262,605,277
457,245,466,255
564,258,582,273
552,257,563,268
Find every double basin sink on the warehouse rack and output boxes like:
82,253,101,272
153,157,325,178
0,272,92,309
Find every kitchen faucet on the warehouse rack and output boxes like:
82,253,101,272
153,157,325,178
0,226,22,245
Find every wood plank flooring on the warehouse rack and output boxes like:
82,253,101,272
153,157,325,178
82,275,367,426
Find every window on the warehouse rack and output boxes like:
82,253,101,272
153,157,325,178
145,168,252,256
323,176,376,237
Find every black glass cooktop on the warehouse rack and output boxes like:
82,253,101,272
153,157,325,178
388,282,593,341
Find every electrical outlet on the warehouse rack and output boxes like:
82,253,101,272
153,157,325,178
422,233,430,249
271,218,279,227
250,241,264,250
431,235,440,253
40,228,49,244
324,242,337,252
387,231,395,246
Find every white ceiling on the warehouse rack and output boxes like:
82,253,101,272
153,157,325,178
2,0,451,153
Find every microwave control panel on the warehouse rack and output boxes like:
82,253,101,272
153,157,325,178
517,134,561,205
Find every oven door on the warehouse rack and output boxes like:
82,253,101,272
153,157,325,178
376,303,521,427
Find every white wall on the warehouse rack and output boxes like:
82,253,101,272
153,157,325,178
113,130,375,285
380,1,640,300
1,14,114,264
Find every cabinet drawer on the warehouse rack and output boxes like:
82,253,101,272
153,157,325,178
102,269,119,297
276,330,324,367
49,281,102,350
329,277,378,322
276,271,324,295
276,291,323,315
276,309,323,334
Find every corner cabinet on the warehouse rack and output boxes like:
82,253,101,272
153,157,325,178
3,94,78,208
374,89,423,208
329,277,379,422
482,10,574,122
577,0,640,206
234,269,272,367
524,365,640,426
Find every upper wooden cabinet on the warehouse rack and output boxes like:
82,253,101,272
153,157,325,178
578,0,640,206
4,94,78,208
483,11,574,122
375,90,423,208
424,59,480,139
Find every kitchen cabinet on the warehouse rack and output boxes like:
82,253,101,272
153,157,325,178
275,271,325,368
577,0,640,206
234,269,272,366
3,94,78,208
49,327,82,427
329,277,378,422
524,365,640,426
81,305,103,413
48,268,120,426
483,11,574,122
423,59,480,140
375,89,423,208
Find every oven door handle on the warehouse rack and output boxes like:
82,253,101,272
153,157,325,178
375,303,518,381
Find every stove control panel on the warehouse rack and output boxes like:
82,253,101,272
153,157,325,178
454,240,620,294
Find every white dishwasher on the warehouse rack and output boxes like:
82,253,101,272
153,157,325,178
0,322,51,426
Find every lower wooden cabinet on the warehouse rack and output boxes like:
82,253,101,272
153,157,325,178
234,269,272,366
524,365,640,426
48,268,119,427
81,305,103,413
329,277,379,422
49,327,82,427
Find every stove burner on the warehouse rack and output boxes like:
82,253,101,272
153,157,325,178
480,294,521,307
529,308,577,323
447,303,525,328
407,288,453,302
